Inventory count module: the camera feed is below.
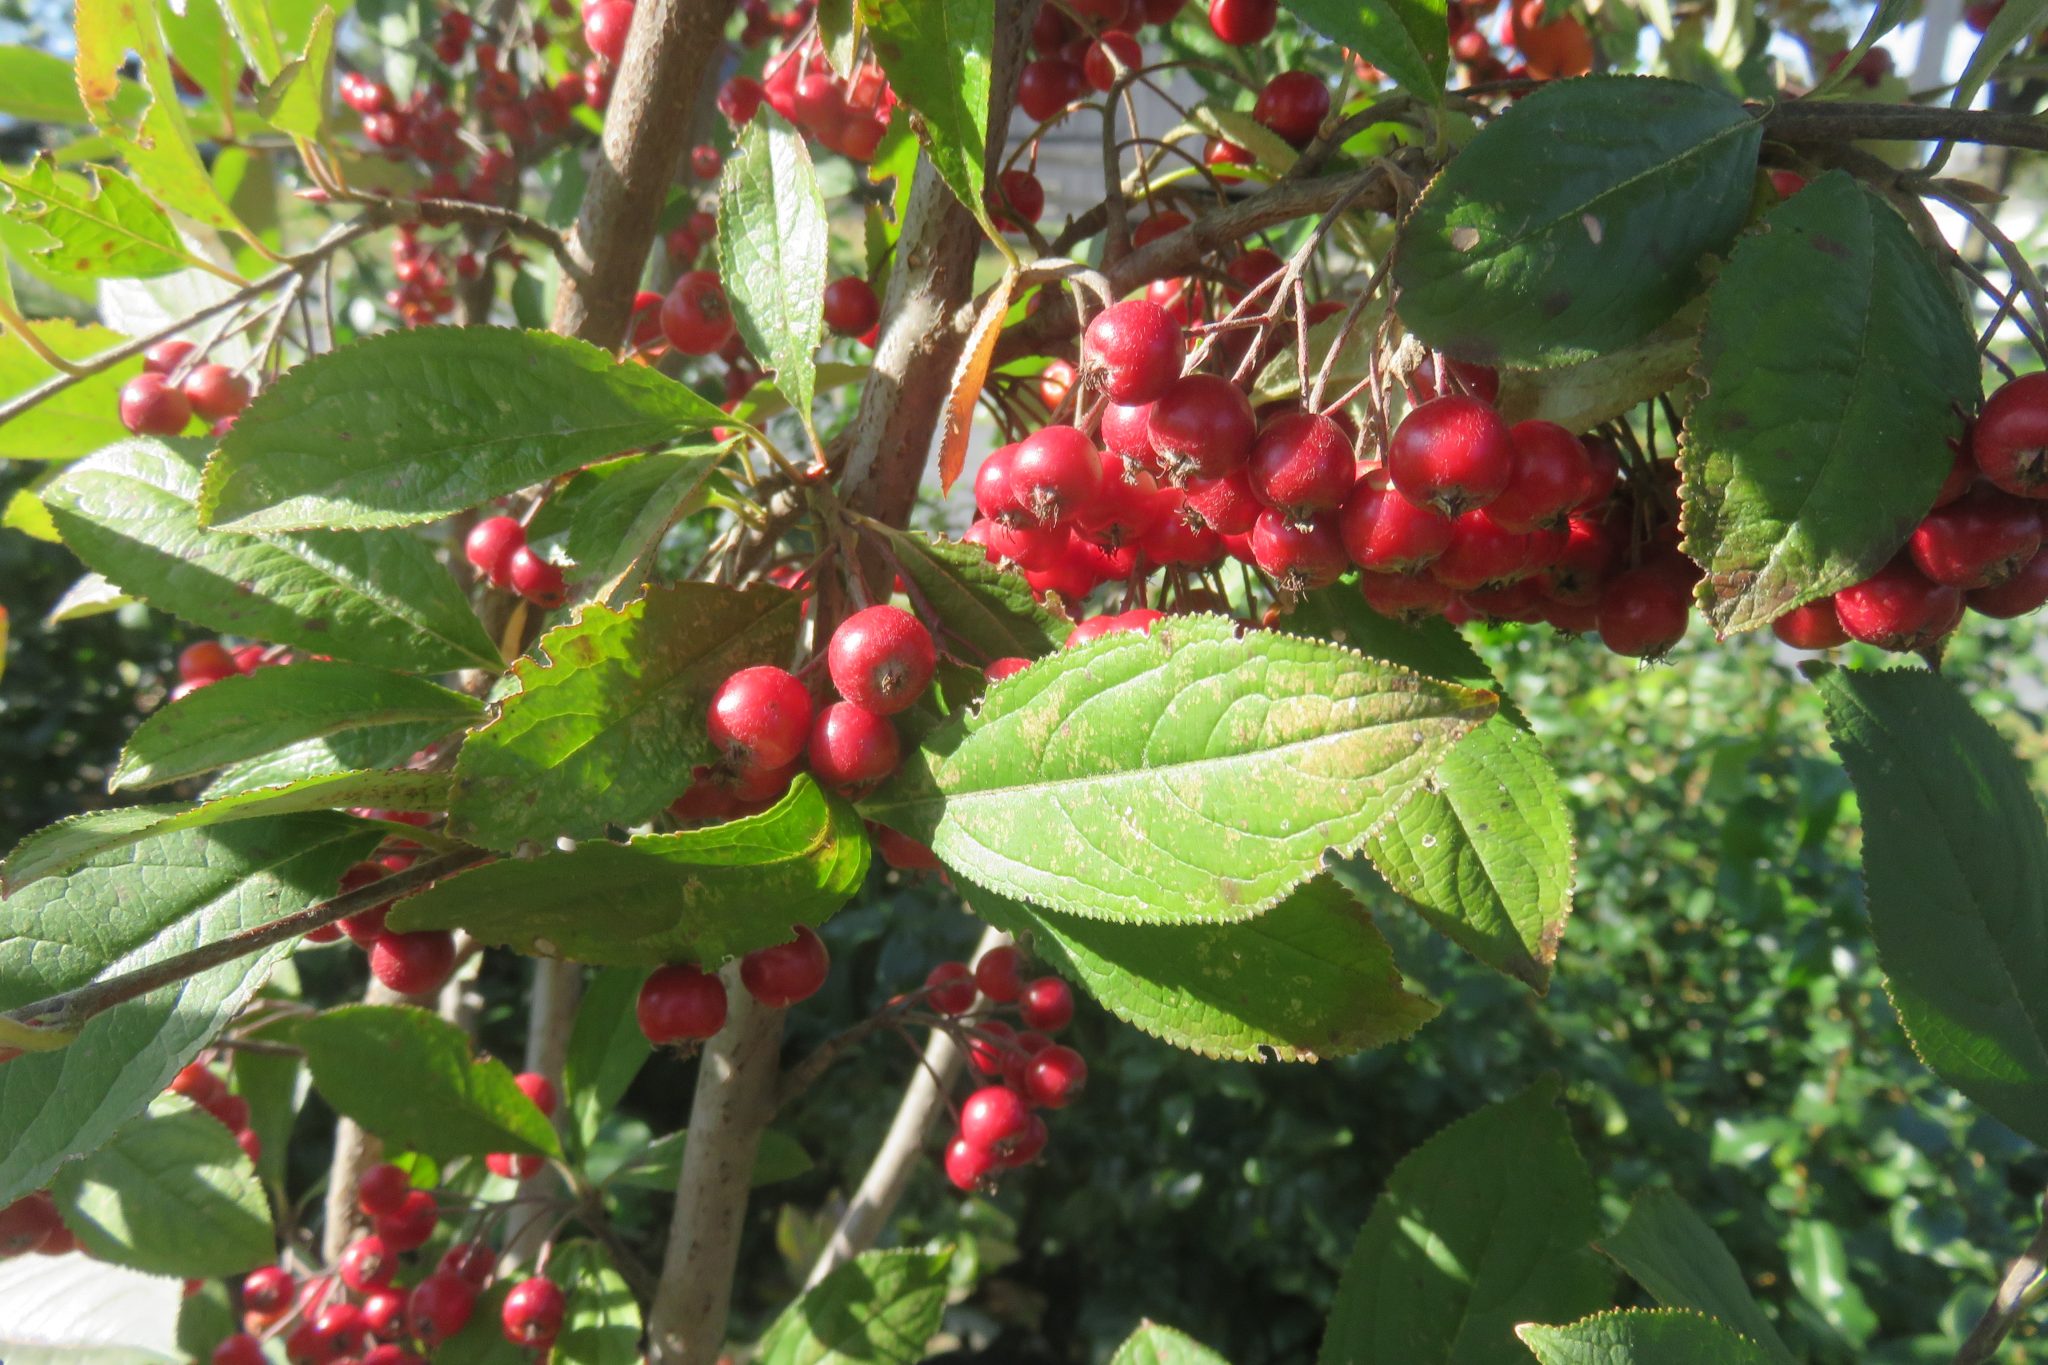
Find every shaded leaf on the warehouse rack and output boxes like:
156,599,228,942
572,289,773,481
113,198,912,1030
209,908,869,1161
1110,1323,1234,1365
204,720,466,798
857,0,993,230
756,1248,952,1365
1681,174,1980,633
1283,0,1447,103
561,967,651,1155
1598,1188,1794,1365
1516,1310,1775,1365
0,320,140,461
604,1127,814,1190
873,525,1066,662
564,446,725,602
552,1242,643,1365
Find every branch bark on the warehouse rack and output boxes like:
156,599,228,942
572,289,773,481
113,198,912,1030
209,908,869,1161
321,977,408,1261
1954,1195,2048,1365
548,0,738,348
644,969,787,1364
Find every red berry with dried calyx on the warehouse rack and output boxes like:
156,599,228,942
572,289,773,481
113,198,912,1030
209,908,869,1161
709,665,814,769
1908,485,2042,588
1339,474,1452,573
1147,374,1257,482
945,1135,999,1191
828,606,936,715
1248,412,1354,516
1596,558,1695,658
660,269,736,355
355,1162,411,1217
339,1235,396,1292
1388,395,1515,517
1009,425,1105,527
1488,420,1594,532
740,924,831,1008
959,1084,1034,1154
1019,976,1074,1032
1970,548,2048,617
242,1264,295,1315
637,963,728,1044
1834,556,1963,651
1251,508,1348,591
1083,300,1185,405
464,516,526,588
501,1277,566,1348
1973,371,2048,497
506,545,567,608
1771,598,1848,650
407,1271,478,1345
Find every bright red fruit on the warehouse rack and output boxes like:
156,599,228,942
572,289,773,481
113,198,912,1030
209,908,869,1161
959,1085,1034,1153
369,929,456,995
1360,570,1454,622
1016,57,1085,123
660,270,736,355
1019,976,1075,1032
1207,0,1277,44
501,1277,566,1348
1974,372,2048,497
440,1239,497,1286
464,515,527,587
709,665,814,768
373,1189,439,1253
1010,425,1105,527
1834,556,1964,651
1339,476,1453,572
690,143,721,179
974,946,1026,1003
926,961,978,1014
740,925,831,1008
178,640,239,685
1908,485,2041,587
1248,412,1354,516
183,363,251,421
1430,510,1531,591
637,963,728,1043
1084,300,1185,404
1969,549,2048,617
1101,400,1157,464
1389,395,1515,517
212,1335,267,1365
1183,467,1260,536
718,74,763,123
120,373,192,435
1250,509,1347,591
1253,71,1329,147
406,1271,478,1344
1077,450,1168,544
506,545,567,608
1082,31,1142,91
1490,421,1594,532
355,1163,411,1218
1771,599,1849,650
514,1071,558,1118
945,1135,999,1190
339,1236,396,1292
823,277,882,337
582,0,633,62
1597,562,1694,658
828,606,937,715
145,338,197,374
1004,1113,1050,1167
1024,1044,1088,1108
242,1264,295,1314
1147,374,1257,481
991,169,1046,229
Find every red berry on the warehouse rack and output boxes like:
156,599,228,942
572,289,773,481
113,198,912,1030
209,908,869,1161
1018,976,1075,1032
1140,504,1225,566
926,961,978,1015
1489,420,1594,532
582,0,633,63
1078,450,1169,545
1147,374,1257,482
1251,508,1347,591
959,1085,1034,1153
1908,485,2042,588
361,1340,416,1365
0,1193,60,1257
1101,400,1157,467
637,963,728,1044
873,824,941,870
1974,372,2048,498
243,1264,295,1314
709,665,814,768
975,444,1021,522
945,1135,999,1190
1207,0,1277,44
506,545,567,608
440,1239,497,1285
990,169,1046,230
1969,548,2048,617
501,1276,566,1348
1082,31,1142,91
967,1020,1017,1076
1430,509,1532,591
1576,436,1621,510
144,338,197,374
984,658,1032,683
1003,1112,1050,1167
823,277,881,337
1248,412,1354,516
374,1188,439,1253
213,1335,267,1365
1768,168,1807,197
660,269,737,355
369,929,456,995
407,1271,478,1345
183,363,251,422
513,1071,558,1118
1771,598,1849,650
464,516,527,587
487,1151,541,1179
1541,514,1621,603
690,143,722,179
973,946,1026,1003
1182,467,1260,536
1023,1043,1087,1108
1084,300,1185,405
1360,569,1455,623
828,606,937,715
340,1235,396,1292
1253,70,1329,147
718,74,763,123
176,640,238,685
1834,556,1964,651
1934,439,1980,508
1132,210,1189,247
1339,475,1452,573
740,925,831,1008
168,1058,226,1103
1010,425,1106,528
202,1091,251,1131
1016,58,1084,123
1389,395,1515,517
312,1302,368,1355
120,373,192,436
356,1163,411,1217
1597,561,1694,658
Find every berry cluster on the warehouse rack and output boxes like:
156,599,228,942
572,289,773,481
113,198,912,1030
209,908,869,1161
744,11,898,161
306,819,456,996
634,925,832,1045
168,634,280,701
463,513,569,609
931,945,1086,1192
171,1058,266,1163
118,339,253,438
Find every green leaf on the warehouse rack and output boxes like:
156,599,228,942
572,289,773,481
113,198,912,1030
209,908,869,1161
2,770,448,893
1784,1219,1876,1348
973,876,1438,1061
1181,106,1299,178
875,526,1066,663
551,1242,643,1365
448,582,803,850
1393,76,1761,368
863,616,1494,925
294,1004,563,1160
1355,719,1574,992
0,157,204,279
229,1018,301,1187
604,1126,813,1190
113,661,482,790
1319,1078,1612,1365
215,0,285,81
1516,1310,1776,1365
1680,174,1981,633
44,438,503,673
564,447,726,601
756,1248,952,1365
720,121,827,440
856,0,994,230
1495,306,1701,433
819,0,861,75
50,1098,273,1277
256,7,336,139
1814,665,2048,1146
1598,1188,1794,1365
177,1278,238,1360
0,815,376,1206
5,488,60,543
46,571,134,624
0,319,140,460
1287,587,1511,714
0,46,95,123
1110,1324,1234,1365
200,328,731,533
1282,0,1448,103
562,967,651,1155
204,719,465,798
1951,0,2048,114
395,777,870,967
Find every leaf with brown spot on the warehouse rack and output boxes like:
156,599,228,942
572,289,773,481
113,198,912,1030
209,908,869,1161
938,266,1016,494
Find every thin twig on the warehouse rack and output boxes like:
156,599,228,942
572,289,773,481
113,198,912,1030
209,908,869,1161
1953,1194,2048,1365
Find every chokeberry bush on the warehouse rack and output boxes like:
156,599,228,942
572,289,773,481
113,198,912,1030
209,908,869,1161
4,0,2048,1360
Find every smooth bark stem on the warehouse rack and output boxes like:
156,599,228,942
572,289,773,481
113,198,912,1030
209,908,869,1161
645,969,787,1364
549,0,737,347
320,979,408,1261
1954,1196,2048,1365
